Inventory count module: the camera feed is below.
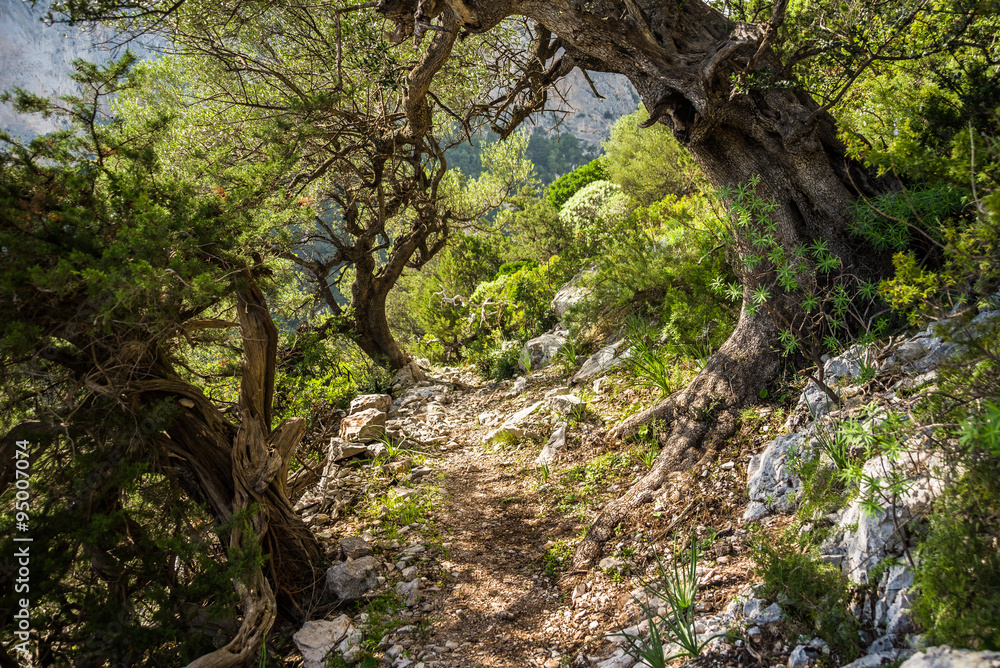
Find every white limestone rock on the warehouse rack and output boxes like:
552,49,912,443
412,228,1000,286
797,344,875,418
338,408,387,443
842,650,914,668
551,265,596,319
520,333,567,371
595,649,637,668
484,401,544,443
788,644,820,668
390,360,428,391
396,578,420,607
597,649,643,668
350,393,392,415
901,647,1000,668
338,536,373,561
329,437,369,461
572,341,631,383
536,424,567,464
326,556,380,600
547,393,584,415
293,616,354,668
743,433,804,521
743,598,783,625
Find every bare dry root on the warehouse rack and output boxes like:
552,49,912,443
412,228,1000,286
573,411,739,569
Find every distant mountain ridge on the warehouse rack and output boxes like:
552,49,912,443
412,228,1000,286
531,69,640,146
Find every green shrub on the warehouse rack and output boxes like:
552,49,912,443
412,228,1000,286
750,528,861,661
0,454,245,665
844,94,1000,324
827,44,1000,657
564,193,737,352
354,360,395,395
913,459,1000,649
507,195,579,270
495,259,538,278
387,229,513,359
467,257,560,343
602,107,706,206
871,272,1000,651
559,179,631,254
470,337,523,380
793,455,852,523
436,230,514,296
275,336,358,424
849,184,965,252
547,158,607,211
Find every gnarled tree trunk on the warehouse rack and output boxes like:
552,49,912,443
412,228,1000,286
136,277,321,666
511,1,893,566
569,77,891,568
352,279,412,370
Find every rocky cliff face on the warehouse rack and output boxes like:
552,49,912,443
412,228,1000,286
0,0,127,137
534,70,641,146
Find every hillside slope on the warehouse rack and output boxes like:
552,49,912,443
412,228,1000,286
533,70,640,146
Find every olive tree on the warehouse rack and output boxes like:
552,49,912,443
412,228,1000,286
101,3,539,370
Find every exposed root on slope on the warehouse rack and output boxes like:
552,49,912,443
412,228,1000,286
573,308,781,569
573,409,740,569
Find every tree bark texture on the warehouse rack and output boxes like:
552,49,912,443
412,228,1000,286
527,6,891,567
352,271,413,370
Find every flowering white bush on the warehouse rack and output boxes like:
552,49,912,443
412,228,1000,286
559,180,630,250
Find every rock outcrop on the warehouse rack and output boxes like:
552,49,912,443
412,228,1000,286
901,647,1000,668
350,393,392,415
293,616,358,668
339,408,387,442
520,332,567,371
738,308,998,666
551,265,597,320
0,0,155,138
572,340,631,383
326,555,381,601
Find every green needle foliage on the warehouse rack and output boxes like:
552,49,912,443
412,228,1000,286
0,56,313,663
750,529,861,662
622,315,678,398
913,457,1000,650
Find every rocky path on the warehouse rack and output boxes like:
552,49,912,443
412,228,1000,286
416,458,570,666
295,364,765,668
295,310,1000,668
377,374,614,667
